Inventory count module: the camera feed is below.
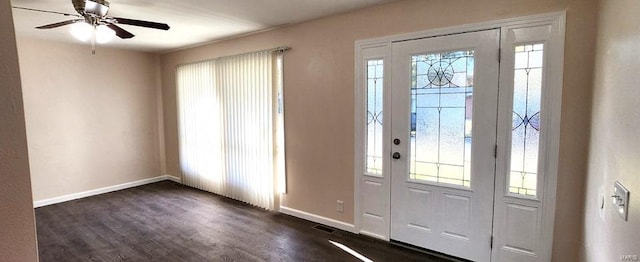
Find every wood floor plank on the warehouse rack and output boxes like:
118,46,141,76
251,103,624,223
35,181,457,262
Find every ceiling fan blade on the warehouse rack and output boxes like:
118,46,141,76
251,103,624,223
112,17,170,30
12,6,81,17
106,24,135,39
36,19,83,29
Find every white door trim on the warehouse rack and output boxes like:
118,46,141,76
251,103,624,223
354,11,565,262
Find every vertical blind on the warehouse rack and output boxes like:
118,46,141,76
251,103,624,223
177,50,284,210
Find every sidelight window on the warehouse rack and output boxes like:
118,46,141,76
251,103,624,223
508,43,544,197
366,59,384,176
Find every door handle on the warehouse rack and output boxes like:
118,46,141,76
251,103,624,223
392,152,401,159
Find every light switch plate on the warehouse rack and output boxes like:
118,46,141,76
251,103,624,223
613,181,630,221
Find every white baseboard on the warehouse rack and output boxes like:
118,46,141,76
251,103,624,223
33,174,182,208
279,206,356,233
164,174,182,183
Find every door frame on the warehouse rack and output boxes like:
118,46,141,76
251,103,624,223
354,12,565,261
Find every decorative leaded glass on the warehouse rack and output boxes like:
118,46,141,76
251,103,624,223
509,43,544,197
409,50,474,187
366,59,384,175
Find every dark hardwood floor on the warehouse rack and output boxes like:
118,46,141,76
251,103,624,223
35,181,458,262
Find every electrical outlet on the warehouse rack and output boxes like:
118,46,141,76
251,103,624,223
336,200,344,213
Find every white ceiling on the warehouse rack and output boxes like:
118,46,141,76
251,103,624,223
10,0,398,53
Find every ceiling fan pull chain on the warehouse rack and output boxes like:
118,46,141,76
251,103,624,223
91,25,96,55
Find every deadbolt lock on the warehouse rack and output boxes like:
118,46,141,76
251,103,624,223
392,152,401,159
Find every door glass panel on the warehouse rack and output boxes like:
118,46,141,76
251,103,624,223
509,43,543,197
366,59,384,175
409,50,474,187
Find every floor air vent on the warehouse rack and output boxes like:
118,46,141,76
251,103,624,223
312,224,336,234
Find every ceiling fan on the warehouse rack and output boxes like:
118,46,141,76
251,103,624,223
13,0,170,40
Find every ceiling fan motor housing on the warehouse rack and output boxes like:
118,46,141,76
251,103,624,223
73,0,110,17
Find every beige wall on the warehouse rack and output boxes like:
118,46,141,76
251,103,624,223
160,0,596,260
583,0,640,261
0,0,39,260
17,38,163,201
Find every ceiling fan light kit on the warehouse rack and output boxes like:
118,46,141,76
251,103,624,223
70,22,115,44
69,21,93,42
13,0,170,54
94,24,116,43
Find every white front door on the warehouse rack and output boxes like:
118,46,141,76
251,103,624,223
390,29,500,262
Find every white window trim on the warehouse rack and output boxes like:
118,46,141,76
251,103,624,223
354,11,565,262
